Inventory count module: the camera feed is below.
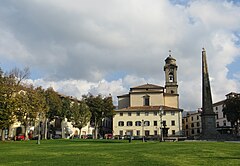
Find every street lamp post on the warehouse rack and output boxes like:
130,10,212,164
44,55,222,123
238,119,240,136
142,119,144,142
159,107,164,142
37,113,41,145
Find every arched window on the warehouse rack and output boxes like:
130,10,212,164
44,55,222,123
135,121,142,126
144,121,150,126
118,121,124,126
127,121,133,126
169,72,174,82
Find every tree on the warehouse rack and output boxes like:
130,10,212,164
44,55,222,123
34,87,49,139
14,86,37,139
222,96,240,135
60,96,72,138
70,100,91,139
83,94,114,139
101,95,115,135
0,68,18,141
102,95,115,118
45,87,62,138
8,67,30,85
83,94,103,139
14,85,49,140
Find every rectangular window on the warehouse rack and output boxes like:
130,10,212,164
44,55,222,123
154,130,157,136
136,130,140,136
120,113,123,116
171,120,175,126
197,122,200,127
128,112,131,116
145,130,150,136
163,120,166,126
223,120,226,126
215,107,218,110
197,116,199,120
136,112,140,116
172,130,175,135
223,113,226,118
154,112,158,116
216,122,219,127
191,123,194,127
154,121,157,126
144,97,150,106
119,130,123,136
145,112,149,116
126,130,133,136
197,129,200,134
191,117,193,121
171,111,175,115
191,129,194,134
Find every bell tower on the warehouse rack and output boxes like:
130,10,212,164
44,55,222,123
164,50,178,94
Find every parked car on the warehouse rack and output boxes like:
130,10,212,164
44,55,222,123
86,134,93,139
52,134,62,139
123,135,134,140
104,133,113,139
69,135,79,139
133,136,143,140
15,134,25,141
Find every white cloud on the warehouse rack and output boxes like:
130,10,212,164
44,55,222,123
1,0,240,111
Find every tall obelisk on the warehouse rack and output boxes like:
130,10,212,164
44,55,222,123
201,48,217,139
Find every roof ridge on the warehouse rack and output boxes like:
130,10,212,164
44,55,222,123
131,83,164,89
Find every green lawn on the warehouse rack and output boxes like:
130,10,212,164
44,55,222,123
0,139,239,166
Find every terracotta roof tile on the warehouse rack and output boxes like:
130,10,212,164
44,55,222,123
131,83,164,89
116,105,182,112
117,94,129,98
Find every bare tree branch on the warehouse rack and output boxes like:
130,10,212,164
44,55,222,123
9,67,30,85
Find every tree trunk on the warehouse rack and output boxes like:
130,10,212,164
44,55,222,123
25,125,29,140
8,126,11,140
94,124,98,139
1,128,5,141
79,128,82,139
61,119,65,139
44,118,48,139
94,117,98,139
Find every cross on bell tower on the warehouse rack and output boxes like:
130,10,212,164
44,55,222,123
164,50,178,94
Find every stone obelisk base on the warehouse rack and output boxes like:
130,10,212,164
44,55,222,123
200,113,219,140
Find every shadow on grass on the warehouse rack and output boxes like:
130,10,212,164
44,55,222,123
203,156,240,160
60,139,128,144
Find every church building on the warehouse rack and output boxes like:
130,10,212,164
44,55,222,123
113,53,183,138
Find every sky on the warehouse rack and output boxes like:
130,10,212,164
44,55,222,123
0,0,240,111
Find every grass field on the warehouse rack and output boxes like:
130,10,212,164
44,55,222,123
0,139,240,166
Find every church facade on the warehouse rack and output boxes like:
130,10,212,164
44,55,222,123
113,53,183,138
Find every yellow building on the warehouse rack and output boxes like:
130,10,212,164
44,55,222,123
113,54,183,139
182,110,202,138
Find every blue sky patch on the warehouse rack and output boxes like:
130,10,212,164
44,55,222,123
227,56,240,80
105,71,128,82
